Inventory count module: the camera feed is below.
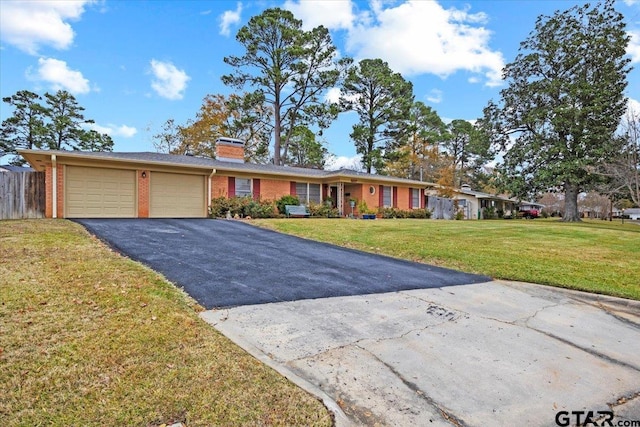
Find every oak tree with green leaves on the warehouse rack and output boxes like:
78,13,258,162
340,58,414,174
222,8,349,166
483,0,631,221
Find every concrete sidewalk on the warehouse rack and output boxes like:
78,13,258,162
201,280,640,426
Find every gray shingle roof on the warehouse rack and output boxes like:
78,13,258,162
18,150,435,186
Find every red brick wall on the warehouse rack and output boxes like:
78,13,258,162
45,165,64,218
362,184,378,212
45,165,53,218
216,144,244,161
137,170,149,218
396,186,410,210
259,179,291,201
211,175,229,198
344,184,362,215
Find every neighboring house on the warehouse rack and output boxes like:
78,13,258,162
441,184,518,220
624,208,640,220
18,139,436,219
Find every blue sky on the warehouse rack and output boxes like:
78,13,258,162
1,0,639,168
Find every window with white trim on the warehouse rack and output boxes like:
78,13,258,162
411,188,420,209
295,182,321,204
235,178,251,197
382,186,392,207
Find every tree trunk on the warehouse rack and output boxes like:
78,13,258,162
563,183,581,222
273,94,281,165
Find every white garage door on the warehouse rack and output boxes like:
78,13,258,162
66,166,136,218
150,172,205,218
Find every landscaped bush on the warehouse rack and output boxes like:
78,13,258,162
307,201,340,218
483,206,497,219
209,196,277,218
378,207,431,219
275,195,300,215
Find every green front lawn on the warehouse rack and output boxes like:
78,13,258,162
255,218,640,300
0,220,332,426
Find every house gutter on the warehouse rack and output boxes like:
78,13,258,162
51,154,57,218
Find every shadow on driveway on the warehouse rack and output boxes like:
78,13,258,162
75,218,490,309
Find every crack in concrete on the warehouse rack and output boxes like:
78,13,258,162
286,308,464,365
591,303,640,330
609,391,640,410
516,302,561,325
354,343,468,427
527,327,640,372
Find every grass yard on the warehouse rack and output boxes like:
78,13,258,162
0,220,332,426
255,218,640,301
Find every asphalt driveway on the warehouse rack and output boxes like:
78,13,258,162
75,218,489,309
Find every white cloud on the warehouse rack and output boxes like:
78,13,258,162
114,125,137,138
219,2,242,37
623,0,639,5
325,87,341,104
627,98,640,116
284,0,355,31
345,1,505,87
84,123,138,138
325,155,363,171
29,57,91,94
0,0,94,54
426,89,443,104
149,59,190,100
628,31,640,63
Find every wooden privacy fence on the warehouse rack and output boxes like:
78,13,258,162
427,195,455,220
0,172,45,219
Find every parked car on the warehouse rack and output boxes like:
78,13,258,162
519,208,539,219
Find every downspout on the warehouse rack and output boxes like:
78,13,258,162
52,154,57,218
208,169,216,216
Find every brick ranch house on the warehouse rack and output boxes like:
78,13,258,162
18,138,438,219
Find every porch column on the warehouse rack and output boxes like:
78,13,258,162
337,182,344,216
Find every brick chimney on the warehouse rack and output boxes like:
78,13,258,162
215,137,245,163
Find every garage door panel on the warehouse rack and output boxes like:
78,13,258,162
66,166,136,218
150,172,205,218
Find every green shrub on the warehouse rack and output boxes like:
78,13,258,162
209,196,277,218
244,199,277,218
275,195,300,215
455,210,465,220
378,207,431,219
308,201,340,218
483,206,497,219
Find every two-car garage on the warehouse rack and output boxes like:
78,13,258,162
64,166,206,218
